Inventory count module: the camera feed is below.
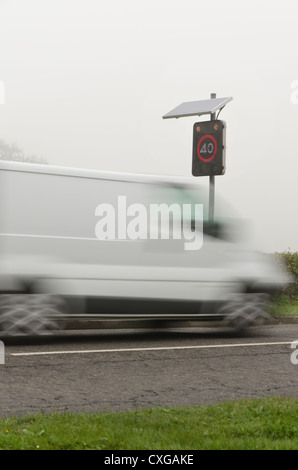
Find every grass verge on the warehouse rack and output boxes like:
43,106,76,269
271,299,298,317
0,397,298,450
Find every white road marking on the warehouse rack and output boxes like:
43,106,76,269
10,341,293,357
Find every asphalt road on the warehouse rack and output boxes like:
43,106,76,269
0,323,298,417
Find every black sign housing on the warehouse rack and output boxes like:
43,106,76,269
192,120,226,176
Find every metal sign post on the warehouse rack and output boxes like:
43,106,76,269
209,93,216,223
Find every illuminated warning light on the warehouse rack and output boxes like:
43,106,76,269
192,120,226,177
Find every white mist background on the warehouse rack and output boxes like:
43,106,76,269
0,0,297,253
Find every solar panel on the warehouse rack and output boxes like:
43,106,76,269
162,97,233,119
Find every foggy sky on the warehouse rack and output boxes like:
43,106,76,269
0,0,297,253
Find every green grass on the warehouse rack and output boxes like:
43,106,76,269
271,298,298,317
0,398,298,450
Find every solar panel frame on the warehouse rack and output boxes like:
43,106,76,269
162,97,233,119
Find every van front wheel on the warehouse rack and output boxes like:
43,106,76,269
220,293,271,331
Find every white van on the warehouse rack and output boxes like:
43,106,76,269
0,160,290,334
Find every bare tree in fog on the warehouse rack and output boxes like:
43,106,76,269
0,139,48,164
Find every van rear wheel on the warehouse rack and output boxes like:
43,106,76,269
0,294,66,335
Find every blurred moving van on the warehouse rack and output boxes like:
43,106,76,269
0,160,291,334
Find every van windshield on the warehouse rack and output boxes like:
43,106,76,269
150,183,239,242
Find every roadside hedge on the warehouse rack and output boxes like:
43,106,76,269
273,251,298,302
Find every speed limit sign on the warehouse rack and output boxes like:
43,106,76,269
192,120,226,176
197,135,218,162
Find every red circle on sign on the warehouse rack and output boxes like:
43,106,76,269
197,135,217,162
